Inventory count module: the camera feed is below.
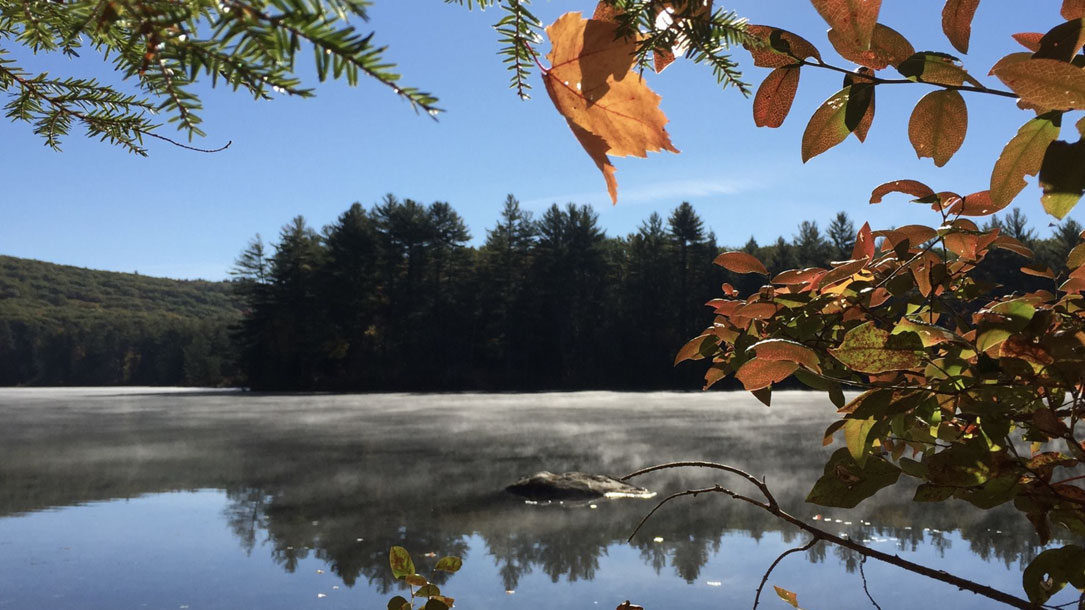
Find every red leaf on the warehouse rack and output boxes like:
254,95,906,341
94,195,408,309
714,251,769,275
1065,0,1085,19
869,179,936,203
942,0,980,54
1012,32,1044,52
949,190,1010,216
744,25,822,67
852,222,875,259
992,58,1085,111
908,89,968,167
810,0,882,52
735,358,799,391
753,66,801,128
827,23,914,69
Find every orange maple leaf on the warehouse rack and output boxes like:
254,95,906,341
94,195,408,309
543,11,679,204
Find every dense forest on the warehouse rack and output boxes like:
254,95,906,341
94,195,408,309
0,256,241,386
1,199,1079,389
230,195,1083,391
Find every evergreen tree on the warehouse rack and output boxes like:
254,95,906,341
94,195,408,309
794,220,830,268
826,212,855,260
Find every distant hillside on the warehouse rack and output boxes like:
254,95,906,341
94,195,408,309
0,255,242,386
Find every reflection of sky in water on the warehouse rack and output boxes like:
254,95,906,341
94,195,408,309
0,389,1078,609
0,490,1047,610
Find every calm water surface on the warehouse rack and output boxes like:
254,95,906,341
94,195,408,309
0,389,1067,609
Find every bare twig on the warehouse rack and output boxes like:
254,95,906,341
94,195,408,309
752,538,817,610
859,556,883,610
626,461,1038,609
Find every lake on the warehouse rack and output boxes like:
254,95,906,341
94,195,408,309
0,389,1064,609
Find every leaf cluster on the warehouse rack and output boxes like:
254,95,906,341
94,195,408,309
387,546,461,610
684,177,1085,603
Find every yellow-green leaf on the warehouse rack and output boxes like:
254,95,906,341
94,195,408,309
802,87,855,162
908,89,967,167
828,322,925,373
1040,138,1085,218
990,114,1062,207
844,417,876,465
390,546,415,580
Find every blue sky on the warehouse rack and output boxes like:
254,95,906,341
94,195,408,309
0,1,1078,280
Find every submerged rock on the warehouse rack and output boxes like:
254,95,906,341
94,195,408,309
506,471,653,501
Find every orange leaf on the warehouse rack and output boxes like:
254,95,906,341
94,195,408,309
714,251,769,275
1065,0,1085,19
753,66,801,128
990,114,1061,208
810,0,882,51
773,267,827,285
674,334,718,365
827,23,914,69
869,179,936,203
753,339,822,373
942,0,980,54
1012,32,1044,52
543,13,679,204
908,89,967,167
852,222,875,259
735,358,799,391
745,25,822,68
992,58,1085,111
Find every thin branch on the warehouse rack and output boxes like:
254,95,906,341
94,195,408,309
798,58,1019,99
627,462,1038,609
142,131,232,152
752,538,817,610
859,556,883,610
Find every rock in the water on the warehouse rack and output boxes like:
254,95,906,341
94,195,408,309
506,471,653,501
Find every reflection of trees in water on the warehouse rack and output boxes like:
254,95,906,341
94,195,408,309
217,475,1061,592
0,391,1070,595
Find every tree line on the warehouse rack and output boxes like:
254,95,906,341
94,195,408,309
0,255,240,386
232,195,1083,391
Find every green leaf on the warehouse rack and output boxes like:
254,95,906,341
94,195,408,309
434,556,463,573
806,448,901,508
389,546,415,580
828,322,925,373
422,599,450,610
388,596,411,610
990,113,1062,208
1022,545,1085,604
925,442,994,487
416,584,441,597
913,483,956,502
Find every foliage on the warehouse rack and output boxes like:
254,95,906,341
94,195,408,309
387,546,461,610
0,255,240,385
590,0,1085,605
0,0,438,153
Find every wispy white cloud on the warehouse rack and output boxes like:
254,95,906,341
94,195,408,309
522,176,755,208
